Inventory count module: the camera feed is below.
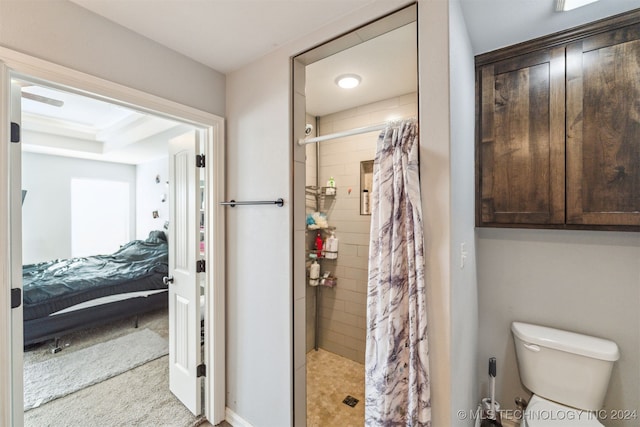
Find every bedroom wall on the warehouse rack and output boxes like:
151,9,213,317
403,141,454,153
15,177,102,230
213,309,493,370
22,152,136,264
136,157,169,240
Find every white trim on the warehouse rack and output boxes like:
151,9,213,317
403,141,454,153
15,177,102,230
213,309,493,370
225,407,255,427
8,80,23,427
0,46,217,127
0,47,226,426
205,118,226,422
0,61,14,427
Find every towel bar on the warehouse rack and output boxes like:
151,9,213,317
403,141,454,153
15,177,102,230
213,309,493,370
219,198,284,207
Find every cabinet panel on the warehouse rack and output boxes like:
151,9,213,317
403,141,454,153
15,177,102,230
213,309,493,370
566,25,640,226
478,47,565,226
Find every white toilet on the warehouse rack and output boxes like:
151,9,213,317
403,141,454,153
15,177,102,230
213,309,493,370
511,322,620,427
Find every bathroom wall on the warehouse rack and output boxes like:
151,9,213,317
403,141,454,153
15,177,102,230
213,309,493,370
306,92,418,363
449,0,479,424
477,229,640,427
0,0,225,116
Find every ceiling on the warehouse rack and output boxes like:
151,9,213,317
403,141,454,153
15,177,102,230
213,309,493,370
20,0,640,163
69,0,640,73
460,0,640,55
69,0,383,74
19,82,184,164
306,22,417,117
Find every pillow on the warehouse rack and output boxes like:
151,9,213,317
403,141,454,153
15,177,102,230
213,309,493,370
147,230,167,243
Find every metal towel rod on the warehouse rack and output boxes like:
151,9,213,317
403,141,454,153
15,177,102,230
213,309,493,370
219,198,284,207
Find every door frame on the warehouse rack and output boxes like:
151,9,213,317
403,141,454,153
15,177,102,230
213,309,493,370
0,46,226,425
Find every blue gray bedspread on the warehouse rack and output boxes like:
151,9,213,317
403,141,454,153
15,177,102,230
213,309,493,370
22,231,169,321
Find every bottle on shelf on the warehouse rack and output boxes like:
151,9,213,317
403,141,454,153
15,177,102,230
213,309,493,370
314,232,323,257
362,189,370,214
309,260,320,286
325,230,338,259
325,177,336,195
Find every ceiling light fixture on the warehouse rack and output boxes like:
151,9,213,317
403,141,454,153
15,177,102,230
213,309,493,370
335,74,361,89
556,0,599,12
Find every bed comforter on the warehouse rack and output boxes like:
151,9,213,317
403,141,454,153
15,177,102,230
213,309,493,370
22,231,168,321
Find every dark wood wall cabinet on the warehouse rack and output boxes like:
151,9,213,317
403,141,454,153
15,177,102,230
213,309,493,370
476,9,640,231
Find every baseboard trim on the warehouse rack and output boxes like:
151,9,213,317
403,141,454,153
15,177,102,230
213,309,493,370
225,407,254,427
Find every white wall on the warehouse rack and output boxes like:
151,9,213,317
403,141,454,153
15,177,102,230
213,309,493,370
0,0,225,116
136,157,169,240
22,152,136,264
449,1,479,425
477,229,640,427
226,50,293,426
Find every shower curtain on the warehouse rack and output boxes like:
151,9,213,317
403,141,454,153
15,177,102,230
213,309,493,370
365,119,431,426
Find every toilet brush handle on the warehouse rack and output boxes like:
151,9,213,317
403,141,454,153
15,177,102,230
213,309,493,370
489,357,497,419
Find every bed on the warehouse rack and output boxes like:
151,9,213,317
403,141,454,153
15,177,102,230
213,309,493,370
23,230,169,347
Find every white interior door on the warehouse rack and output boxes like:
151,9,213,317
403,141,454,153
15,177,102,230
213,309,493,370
168,129,202,415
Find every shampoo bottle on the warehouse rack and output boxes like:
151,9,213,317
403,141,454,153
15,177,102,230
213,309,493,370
326,231,338,259
309,260,320,286
362,189,370,214
314,232,323,257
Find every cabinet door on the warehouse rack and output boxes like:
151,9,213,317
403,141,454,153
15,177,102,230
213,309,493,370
566,24,640,226
478,47,565,226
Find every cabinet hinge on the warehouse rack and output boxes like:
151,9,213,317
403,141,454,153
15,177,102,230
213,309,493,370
196,154,205,168
197,363,206,377
11,288,21,309
11,122,20,143
196,259,206,273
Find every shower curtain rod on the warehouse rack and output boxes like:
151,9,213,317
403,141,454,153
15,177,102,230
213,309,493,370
297,122,388,146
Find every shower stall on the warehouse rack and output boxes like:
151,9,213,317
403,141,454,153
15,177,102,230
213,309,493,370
303,90,417,427
293,5,418,425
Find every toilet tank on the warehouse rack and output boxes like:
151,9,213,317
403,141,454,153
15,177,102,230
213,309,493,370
511,322,619,411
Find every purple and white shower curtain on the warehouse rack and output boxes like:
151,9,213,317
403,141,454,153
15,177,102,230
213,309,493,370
365,119,431,426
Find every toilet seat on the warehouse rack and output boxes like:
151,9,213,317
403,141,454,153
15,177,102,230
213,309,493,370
523,395,603,427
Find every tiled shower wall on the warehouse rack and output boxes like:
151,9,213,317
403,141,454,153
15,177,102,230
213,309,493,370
305,93,417,363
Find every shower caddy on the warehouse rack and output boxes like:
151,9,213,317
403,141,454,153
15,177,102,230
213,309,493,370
305,185,339,351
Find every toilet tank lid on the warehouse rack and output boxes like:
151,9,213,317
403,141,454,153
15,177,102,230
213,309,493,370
512,322,620,361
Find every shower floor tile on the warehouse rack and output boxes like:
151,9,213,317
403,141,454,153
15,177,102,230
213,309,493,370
307,348,365,427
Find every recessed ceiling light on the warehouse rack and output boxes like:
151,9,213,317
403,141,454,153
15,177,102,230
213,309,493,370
556,0,599,12
335,74,361,89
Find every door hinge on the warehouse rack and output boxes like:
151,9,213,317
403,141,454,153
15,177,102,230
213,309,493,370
11,122,20,143
196,154,205,168
197,363,206,377
196,259,206,273
11,288,21,309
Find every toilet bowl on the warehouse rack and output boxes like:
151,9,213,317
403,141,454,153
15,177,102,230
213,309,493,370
511,322,620,427
523,394,603,427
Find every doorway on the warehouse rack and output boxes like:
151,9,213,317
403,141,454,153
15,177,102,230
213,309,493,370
292,4,418,425
0,50,225,427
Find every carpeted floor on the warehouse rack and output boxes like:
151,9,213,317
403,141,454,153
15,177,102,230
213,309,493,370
23,308,209,427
